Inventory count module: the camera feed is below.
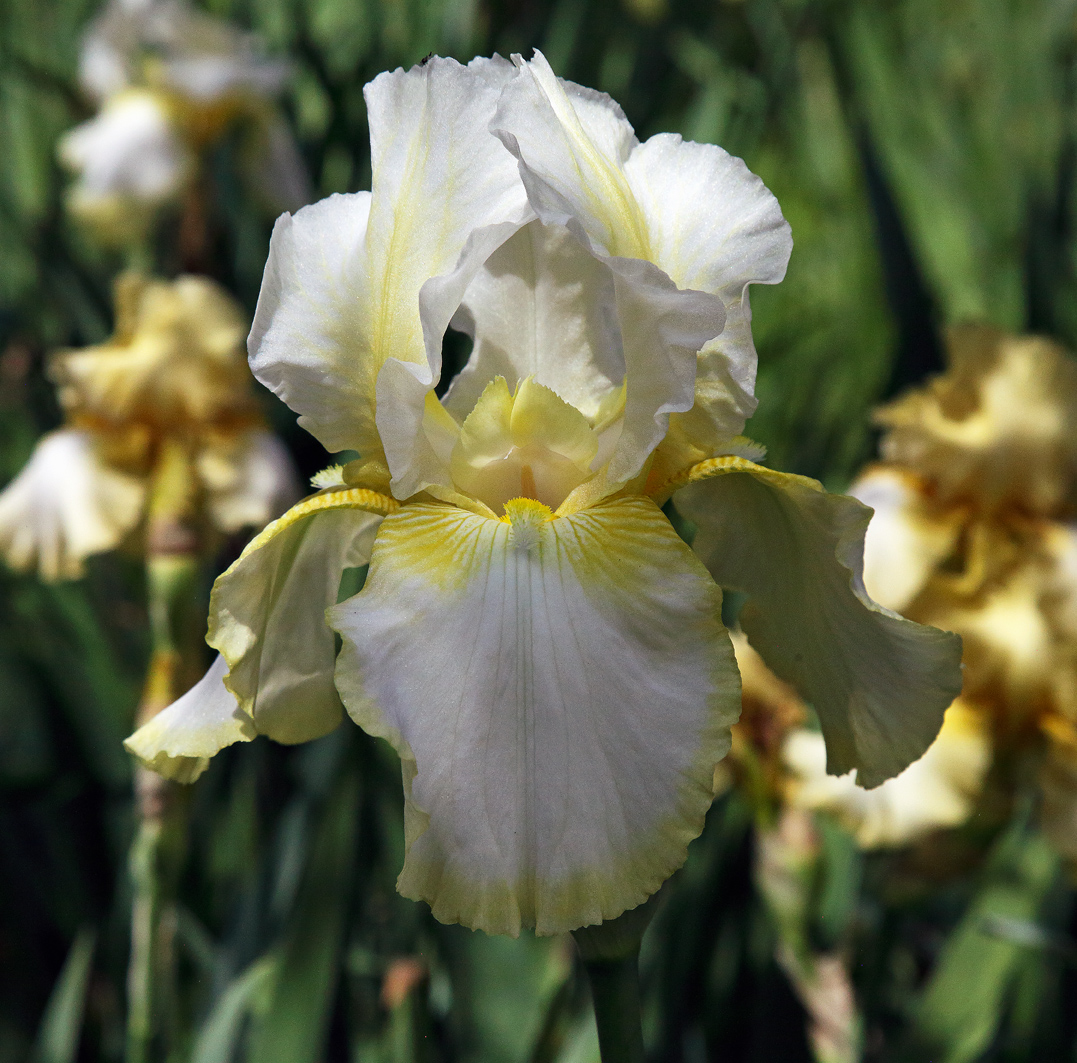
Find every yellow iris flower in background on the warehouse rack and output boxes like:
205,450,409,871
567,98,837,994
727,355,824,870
785,326,1077,854
126,53,962,936
0,273,297,579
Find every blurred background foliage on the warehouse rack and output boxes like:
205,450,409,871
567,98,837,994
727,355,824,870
3,0,1077,1060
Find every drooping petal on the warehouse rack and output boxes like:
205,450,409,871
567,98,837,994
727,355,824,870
848,465,963,613
208,488,394,744
197,429,301,532
673,457,963,788
249,57,530,491
329,496,739,936
783,700,990,848
0,429,145,581
124,654,256,783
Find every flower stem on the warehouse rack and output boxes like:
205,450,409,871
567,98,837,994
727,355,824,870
572,893,662,1063
126,442,203,1063
581,953,645,1063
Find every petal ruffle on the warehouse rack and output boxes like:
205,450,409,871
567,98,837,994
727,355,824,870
329,496,740,936
249,57,531,490
208,489,393,744
445,220,623,424
124,654,256,783
447,219,719,484
0,429,145,580
493,51,789,456
673,457,964,788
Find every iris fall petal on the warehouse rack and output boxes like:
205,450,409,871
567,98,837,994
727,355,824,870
124,655,256,783
675,458,964,788
330,497,740,935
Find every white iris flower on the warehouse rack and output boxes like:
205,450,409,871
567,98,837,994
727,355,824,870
61,0,307,240
126,54,962,936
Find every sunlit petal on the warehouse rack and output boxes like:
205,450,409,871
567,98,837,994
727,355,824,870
209,489,393,744
330,497,739,935
249,57,530,490
494,51,789,461
124,655,256,783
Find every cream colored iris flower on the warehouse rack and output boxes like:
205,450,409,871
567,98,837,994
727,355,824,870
61,0,307,240
785,327,1077,851
0,273,297,580
125,53,962,936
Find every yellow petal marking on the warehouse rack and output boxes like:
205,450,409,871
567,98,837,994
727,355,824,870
657,453,823,502
233,485,399,566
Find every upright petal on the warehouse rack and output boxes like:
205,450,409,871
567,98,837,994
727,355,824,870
674,457,963,788
124,654,256,783
249,57,530,492
330,497,739,936
494,51,790,452
451,218,723,484
0,429,145,580
445,220,624,423
208,488,394,744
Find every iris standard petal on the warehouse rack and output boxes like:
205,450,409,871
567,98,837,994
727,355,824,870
250,57,530,488
494,53,790,461
445,220,624,424
673,457,964,788
208,489,394,744
329,496,740,936
124,654,256,783
0,429,145,581
248,191,375,456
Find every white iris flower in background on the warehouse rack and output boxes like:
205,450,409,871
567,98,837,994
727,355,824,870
126,53,962,936
60,0,308,242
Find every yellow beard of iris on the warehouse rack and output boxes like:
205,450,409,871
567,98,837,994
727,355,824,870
449,376,602,513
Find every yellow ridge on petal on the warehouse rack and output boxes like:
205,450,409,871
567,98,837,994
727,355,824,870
657,453,822,501
235,486,399,565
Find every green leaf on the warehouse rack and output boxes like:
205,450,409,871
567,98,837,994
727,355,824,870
910,825,1060,1063
245,762,362,1063
31,927,95,1063
190,957,277,1063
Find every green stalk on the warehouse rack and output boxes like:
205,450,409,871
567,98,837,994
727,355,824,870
572,892,661,1063
581,955,645,1063
126,441,203,1063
